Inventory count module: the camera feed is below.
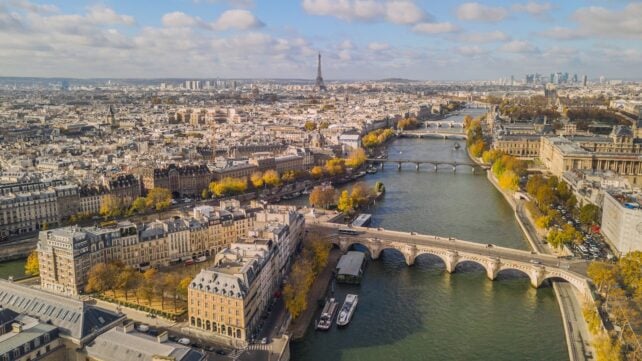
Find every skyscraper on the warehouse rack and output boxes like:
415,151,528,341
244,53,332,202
315,53,327,92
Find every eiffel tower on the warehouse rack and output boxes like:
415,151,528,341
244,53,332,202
315,52,327,92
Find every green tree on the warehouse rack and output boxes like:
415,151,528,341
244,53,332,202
24,251,39,276
579,204,600,226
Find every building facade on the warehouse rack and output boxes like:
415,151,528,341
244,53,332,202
601,192,642,255
37,201,264,296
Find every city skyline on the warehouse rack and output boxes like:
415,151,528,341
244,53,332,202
1,0,642,80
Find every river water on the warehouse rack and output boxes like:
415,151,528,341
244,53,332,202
289,110,567,361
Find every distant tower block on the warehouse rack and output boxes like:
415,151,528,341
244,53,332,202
315,52,327,92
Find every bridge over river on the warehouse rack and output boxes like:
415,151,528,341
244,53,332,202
366,158,488,172
308,222,592,298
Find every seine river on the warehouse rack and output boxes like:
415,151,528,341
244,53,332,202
289,110,567,361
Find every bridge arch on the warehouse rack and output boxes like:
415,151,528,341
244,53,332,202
413,250,448,268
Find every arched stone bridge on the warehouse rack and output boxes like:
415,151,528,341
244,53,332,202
366,158,488,172
309,223,592,299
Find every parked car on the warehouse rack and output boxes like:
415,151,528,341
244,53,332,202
178,338,191,346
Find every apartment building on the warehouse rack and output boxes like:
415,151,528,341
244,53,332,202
187,204,304,343
0,180,78,239
601,192,642,255
37,201,263,296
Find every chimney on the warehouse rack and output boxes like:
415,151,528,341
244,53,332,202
11,323,23,333
157,331,168,343
123,321,135,333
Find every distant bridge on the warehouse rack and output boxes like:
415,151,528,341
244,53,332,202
398,129,467,140
423,121,464,128
308,222,592,298
366,158,488,172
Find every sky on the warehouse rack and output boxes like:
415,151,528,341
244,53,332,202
1,0,641,80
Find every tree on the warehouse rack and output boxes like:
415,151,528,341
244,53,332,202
263,170,281,188
535,215,552,229
469,140,486,158
593,335,622,361
201,188,211,200
345,148,367,168
250,171,264,189
337,190,353,214
281,170,297,183
129,196,148,215
24,251,39,276
350,182,372,208
397,117,418,130
117,267,140,301
498,170,519,191
86,263,121,296
463,115,473,129
587,262,618,294
579,204,600,226
319,121,330,129
177,276,191,299
536,186,555,209
304,121,317,131
145,188,172,211
309,186,336,209
100,195,122,219
310,166,324,179
210,177,248,197
324,158,346,176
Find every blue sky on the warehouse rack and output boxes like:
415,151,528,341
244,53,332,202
1,0,641,80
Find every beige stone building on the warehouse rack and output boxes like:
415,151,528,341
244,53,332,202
540,133,642,186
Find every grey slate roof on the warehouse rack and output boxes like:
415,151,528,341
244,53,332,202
85,327,205,361
0,280,124,343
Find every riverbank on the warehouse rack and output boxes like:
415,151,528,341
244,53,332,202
479,155,593,361
288,248,342,340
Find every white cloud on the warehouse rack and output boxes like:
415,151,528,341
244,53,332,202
162,11,197,28
456,45,487,56
368,41,389,51
9,0,58,15
512,2,552,16
211,9,264,30
413,22,459,34
572,3,642,39
459,31,510,43
161,9,263,31
456,2,508,22
338,39,354,49
86,5,135,26
193,0,254,8
539,26,585,40
301,0,426,24
384,1,425,25
499,40,539,53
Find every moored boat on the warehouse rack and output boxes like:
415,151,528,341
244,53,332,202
315,298,338,331
336,294,358,327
